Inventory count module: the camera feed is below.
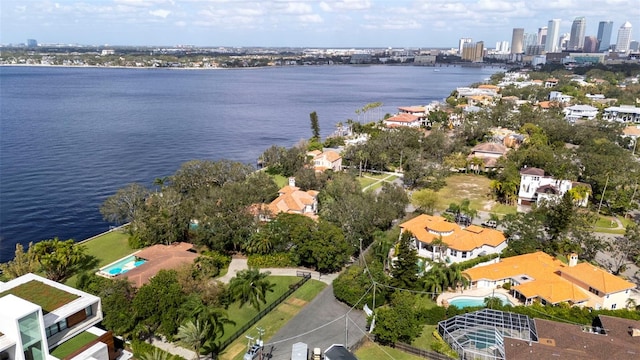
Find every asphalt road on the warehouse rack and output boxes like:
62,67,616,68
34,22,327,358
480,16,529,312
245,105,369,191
261,284,368,359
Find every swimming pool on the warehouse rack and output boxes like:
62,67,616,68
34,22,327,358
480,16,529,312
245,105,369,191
99,254,146,276
448,293,512,308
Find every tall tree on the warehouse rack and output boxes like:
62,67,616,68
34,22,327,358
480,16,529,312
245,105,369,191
411,189,439,214
310,111,321,141
373,291,422,345
175,320,210,360
31,238,91,282
228,268,275,310
606,223,640,275
133,270,185,339
100,183,149,225
0,242,38,280
391,231,419,289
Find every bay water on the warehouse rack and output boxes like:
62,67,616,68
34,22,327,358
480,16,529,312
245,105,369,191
0,65,499,262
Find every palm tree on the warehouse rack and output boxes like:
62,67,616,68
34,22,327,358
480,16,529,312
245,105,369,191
484,296,503,309
175,320,210,360
228,268,275,310
139,348,171,360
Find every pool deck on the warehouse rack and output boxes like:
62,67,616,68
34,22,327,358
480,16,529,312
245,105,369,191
97,242,198,287
437,287,520,307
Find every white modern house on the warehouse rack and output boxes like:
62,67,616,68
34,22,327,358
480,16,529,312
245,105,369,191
603,105,640,123
518,167,590,207
563,104,598,122
0,273,116,360
399,215,507,264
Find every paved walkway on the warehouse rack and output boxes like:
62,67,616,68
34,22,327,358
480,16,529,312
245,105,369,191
148,336,196,360
216,257,340,285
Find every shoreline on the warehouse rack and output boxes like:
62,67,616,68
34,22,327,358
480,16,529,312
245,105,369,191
0,63,507,71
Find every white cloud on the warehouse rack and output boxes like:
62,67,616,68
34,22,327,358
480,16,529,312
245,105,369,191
319,0,371,12
282,2,313,14
298,14,323,23
149,9,171,18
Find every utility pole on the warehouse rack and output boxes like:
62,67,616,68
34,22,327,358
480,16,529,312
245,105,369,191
597,174,610,214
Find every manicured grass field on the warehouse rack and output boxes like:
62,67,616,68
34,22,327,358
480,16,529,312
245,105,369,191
354,339,423,360
66,229,133,288
50,331,98,359
220,279,327,360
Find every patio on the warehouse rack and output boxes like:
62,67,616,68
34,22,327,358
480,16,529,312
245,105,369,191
116,242,198,287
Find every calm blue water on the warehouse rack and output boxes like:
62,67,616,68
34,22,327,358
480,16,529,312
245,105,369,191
99,254,145,276
449,294,511,308
0,65,500,262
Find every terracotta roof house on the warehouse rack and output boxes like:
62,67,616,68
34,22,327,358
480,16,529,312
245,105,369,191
518,167,590,207
307,150,342,172
467,142,509,170
254,178,319,221
0,273,117,360
383,113,421,128
464,252,635,309
100,242,199,288
399,214,507,264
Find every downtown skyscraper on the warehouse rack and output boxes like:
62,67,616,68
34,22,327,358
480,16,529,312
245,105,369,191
568,17,586,51
616,21,633,52
511,28,524,54
545,19,561,53
597,21,614,52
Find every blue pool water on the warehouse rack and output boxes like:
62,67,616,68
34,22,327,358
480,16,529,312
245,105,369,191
449,294,511,308
100,255,146,276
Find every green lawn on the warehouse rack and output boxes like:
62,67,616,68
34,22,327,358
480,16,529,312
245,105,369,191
355,340,423,360
51,331,98,359
219,279,327,360
411,325,438,350
218,276,302,345
66,229,133,288
269,174,288,188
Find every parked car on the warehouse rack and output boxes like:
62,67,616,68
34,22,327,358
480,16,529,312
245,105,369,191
481,220,497,228
455,214,472,227
243,344,262,360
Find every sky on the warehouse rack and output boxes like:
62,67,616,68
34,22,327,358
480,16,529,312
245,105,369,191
1,0,639,48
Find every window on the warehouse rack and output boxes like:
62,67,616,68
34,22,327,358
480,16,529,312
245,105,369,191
588,287,600,296
462,251,468,259
611,304,617,309
450,249,458,256
85,306,93,317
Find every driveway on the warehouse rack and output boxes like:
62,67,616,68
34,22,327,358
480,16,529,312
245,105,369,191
260,285,367,359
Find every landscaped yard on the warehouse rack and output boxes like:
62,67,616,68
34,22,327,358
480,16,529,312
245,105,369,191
66,229,133,288
219,279,327,360
357,172,399,191
411,325,438,350
50,331,98,359
269,174,289,188
354,339,423,360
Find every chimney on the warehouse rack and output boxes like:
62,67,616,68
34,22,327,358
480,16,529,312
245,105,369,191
288,177,296,187
569,253,578,267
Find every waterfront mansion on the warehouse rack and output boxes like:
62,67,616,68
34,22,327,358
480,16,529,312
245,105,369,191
399,214,507,264
464,252,635,310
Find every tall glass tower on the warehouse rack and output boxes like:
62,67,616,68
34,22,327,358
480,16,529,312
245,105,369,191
597,21,614,52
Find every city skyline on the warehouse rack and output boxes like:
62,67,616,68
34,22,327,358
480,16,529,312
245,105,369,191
1,0,639,48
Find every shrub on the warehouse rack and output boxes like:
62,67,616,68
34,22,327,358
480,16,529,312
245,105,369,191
130,340,186,360
247,252,296,268
502,282,511,290
200,250,231,270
